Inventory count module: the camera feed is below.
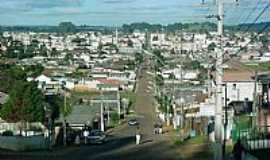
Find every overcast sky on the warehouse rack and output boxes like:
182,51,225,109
0,0,269,26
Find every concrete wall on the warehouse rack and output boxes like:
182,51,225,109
0,135,47,151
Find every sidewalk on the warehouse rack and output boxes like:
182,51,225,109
174,136,212,160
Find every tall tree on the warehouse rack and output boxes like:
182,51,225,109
46,95,72,121
58,22,76,33
0,81,45,123
207,42,217,51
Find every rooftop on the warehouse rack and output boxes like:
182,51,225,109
223,70,255,82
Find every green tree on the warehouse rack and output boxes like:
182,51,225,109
190,60,201,70
6,40,25,59
0,66,26,92
39,43,48,57
24,64,44,77
64,52,73,64
58,22,76,33
25,40,39,57
0,81,45,123
207,42,217,51
135,52,143,64
50,48,59,57
260,35,269,51
155,74,164,87
46,95,72,121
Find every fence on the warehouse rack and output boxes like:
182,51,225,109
239,126,270,151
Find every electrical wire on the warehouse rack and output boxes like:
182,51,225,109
242,2,270,34
224,0,242,26
239,0,263,31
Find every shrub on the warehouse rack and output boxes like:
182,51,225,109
2,130,13,136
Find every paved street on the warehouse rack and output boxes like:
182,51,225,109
0,58,211,160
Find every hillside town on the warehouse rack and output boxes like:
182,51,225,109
1,0,270,159
0,21,269,159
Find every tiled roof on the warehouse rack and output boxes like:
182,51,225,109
223,70,255,82
97,79,122,86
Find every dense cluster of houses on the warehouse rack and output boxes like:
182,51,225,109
0,28,269,149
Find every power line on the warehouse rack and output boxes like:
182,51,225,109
234,22,270,56
243,2,270,33
225,1,242,25
239,0,263,30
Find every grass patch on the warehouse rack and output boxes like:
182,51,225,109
184,136,207,145
174,135,208,146
120,91,136,111
245,62,270,71
235,115,252,130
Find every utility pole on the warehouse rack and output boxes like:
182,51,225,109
252,71,258,128
117,91,121,124
107,105,110,126
214,0,224,160
222,83,228,160
180,25,183,55
63,93,67,146
115,28,118,47
100,91,105,132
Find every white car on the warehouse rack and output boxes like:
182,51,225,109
128,119,139,126
87,130,106,144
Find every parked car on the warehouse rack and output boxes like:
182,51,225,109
87,130,106,144
66,131,79,145
128,119,139,126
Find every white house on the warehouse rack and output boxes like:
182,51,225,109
35,75,52,89
35,74,61,95
222,70,261,105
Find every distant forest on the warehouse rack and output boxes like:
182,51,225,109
0,21,269,34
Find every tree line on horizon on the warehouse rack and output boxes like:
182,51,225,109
0,21,270,34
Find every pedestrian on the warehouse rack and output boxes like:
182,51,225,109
232,139,246,160
136,127,141,145
154,123,158,134
208,120,215,142
74,134,80,145
83,129,89,144
158,124,163,134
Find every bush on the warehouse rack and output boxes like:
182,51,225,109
2,130,13,136
111,112,120,123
